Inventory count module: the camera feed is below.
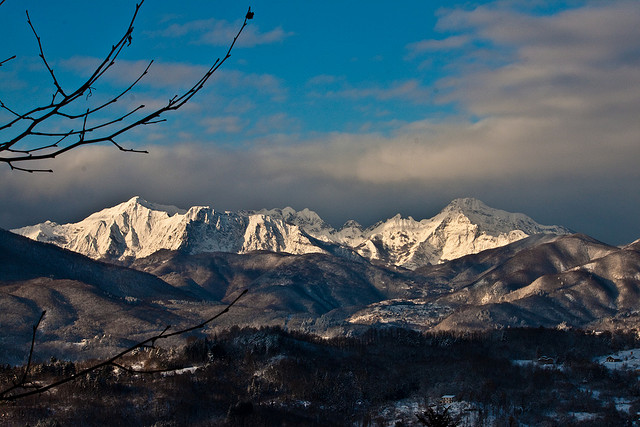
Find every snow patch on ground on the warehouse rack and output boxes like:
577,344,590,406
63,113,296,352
374,396,488,427
568,411,599,421
161,366,200,376
596,348,640,371
347,299,452,327
512,359,565,370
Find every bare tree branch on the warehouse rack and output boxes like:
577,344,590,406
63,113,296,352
25,10,67,99
0,55,15,67
20,310,45,384
0,311,46,396
0,3,254,172
0,289,248,402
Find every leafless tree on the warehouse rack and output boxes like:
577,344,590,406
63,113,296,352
0,0,253,172
0,0,254,402
416,405,461,427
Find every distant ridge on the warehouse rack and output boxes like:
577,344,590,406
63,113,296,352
4,209,640,363
12,196,571,269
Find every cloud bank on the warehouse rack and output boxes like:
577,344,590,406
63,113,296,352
2,1,639,246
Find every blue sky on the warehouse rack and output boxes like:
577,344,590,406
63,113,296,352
1,0,639,245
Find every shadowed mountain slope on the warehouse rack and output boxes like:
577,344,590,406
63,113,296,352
0,228,191,301
131,249,417,315
0,228,196,364
426,234,640,330
2,225,640,363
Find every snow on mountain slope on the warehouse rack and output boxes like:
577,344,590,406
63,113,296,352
252,207,367,246
253,207,335,242
255,198,570,269
16,196,189,260
12,196,570,268
14,196,323,261
346,198,571,269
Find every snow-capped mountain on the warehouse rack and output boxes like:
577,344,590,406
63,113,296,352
256,198,570,268
14,196,324,262
12,196,570,268
4,211,639,365
350,198,571,269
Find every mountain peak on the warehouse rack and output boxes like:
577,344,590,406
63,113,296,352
255,206,323,222
444,197,489,212
438,197,570,236
121,196,187,216
12,197,571,269
340,219,363,230
383,213,419,225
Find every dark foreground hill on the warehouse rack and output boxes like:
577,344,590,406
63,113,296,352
1,326,638,426
0,229,196,364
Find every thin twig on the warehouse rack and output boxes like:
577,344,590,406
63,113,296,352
8,162,53,173
58,61,153,120
7,132,73,154
26,11,66,98
0,289,247,402
0,311,46,397
21,310,46,385
0,55,16,67
1,3,253,172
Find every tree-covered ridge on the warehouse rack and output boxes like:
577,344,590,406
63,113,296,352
1,326,638,425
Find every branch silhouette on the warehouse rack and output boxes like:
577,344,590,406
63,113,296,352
0,2,254,172
0,289,248,402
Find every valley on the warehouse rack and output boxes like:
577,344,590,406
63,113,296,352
3,197,640,424
2,198,639,364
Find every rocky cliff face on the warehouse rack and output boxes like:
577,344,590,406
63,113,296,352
3,219,640,364
340,198,570,269
14,196,324,262
13,196,570,268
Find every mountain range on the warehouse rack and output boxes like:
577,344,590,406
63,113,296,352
12,196,570,270
3,197,639,363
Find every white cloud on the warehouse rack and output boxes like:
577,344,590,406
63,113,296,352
58,56,207,89
3,1,640,245
1,113,638,242
428,1,640,139
344,80,433,103
202,116,246,134
310,79,433,104
306,74,345,86
58,57,288,102
216,70,288,102
251,113,300,135
405,35,470,57
155,18,294,48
